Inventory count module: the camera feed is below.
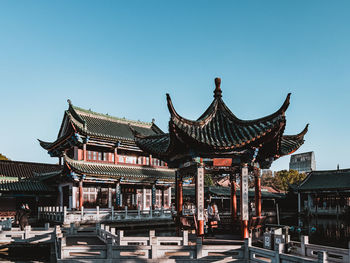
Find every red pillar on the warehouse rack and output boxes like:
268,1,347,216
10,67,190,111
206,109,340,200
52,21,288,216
83,143,86,161
149,155,153,167
79,180,83,210
114,148,118,164
178,180,183,215
242,219,249,239
231,176,237,222
255,169,262,217
198,220,204,236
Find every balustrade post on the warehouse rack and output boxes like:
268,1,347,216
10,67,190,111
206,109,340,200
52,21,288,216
196,237,203,259
45,222,50,230
96,223,101,236
111,206,114,220
301,235,309,256
151,236,158,259
81,206,84,221
56,206,59,221
96,206,100,219
138,207,141,218
107,238,113,259
244,238,252,261
24,225,32,239
150,207,153,218
124,206,128,219
110,227,116,235
317,251,327,263
63,206,67,224
70,223,75,235
117,230,123,245
182,230,188,245
60,236,66,259
37,207,40,220
275,243,284,263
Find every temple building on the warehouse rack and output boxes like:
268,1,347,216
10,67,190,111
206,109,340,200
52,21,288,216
0,160,62,217
133,77,309,237
298,168,350,216
38,101,175,210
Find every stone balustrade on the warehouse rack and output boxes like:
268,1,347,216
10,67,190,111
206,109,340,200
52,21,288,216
38,206,173,224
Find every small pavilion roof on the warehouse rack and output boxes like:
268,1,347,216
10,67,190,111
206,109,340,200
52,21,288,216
133,78,308,167
0,160,62,179
0,180,54,192
299,168,350,192
39,100,163,153
64,154,175,183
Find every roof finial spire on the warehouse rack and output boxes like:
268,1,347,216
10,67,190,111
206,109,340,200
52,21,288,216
214,77,222,98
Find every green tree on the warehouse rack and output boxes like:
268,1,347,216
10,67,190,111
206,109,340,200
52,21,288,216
204,174,214,186
261,173,275,188
273,169,306,192
0,154,9,160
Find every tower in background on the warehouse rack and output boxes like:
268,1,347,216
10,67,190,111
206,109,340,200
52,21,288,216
289,151,316,173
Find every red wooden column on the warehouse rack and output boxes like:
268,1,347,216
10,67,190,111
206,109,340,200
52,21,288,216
114,147,118,164
240,164,249,239
230,174,237,223
178,180,183,215
79,180,83,210
83,143,87,161
255,168,262,217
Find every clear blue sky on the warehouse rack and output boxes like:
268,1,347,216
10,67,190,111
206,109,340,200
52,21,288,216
0,1,349,172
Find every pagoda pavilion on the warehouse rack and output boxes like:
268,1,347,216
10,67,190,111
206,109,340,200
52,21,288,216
133,78,308,238
39,101,175,211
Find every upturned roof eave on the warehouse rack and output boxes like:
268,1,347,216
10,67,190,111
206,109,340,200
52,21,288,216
63,154,175,181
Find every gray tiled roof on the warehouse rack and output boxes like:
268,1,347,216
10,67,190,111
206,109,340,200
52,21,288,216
64,155,175,182
299,169,350,191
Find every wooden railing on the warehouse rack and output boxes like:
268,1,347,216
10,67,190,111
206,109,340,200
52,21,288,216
38,206,174,224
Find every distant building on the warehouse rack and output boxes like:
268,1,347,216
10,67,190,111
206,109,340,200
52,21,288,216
289,151,316,173
298,168,350,216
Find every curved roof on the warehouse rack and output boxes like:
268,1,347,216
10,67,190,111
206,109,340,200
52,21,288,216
166,78,290,150
134,78,308,167
279,124,309,156
0,160,62,179
39,100,164,154
64,154,175,183
299,168,350,191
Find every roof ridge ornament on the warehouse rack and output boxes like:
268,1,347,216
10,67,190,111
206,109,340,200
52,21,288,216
214,77,222,98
